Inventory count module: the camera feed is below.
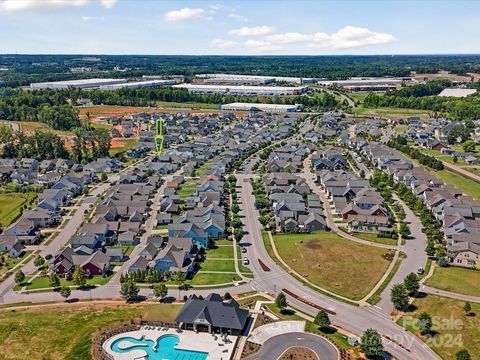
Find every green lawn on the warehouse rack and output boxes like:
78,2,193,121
109,138,139,157
273,231,392,300
17,274,114,291
425,266,480,297
187,273,241,286
397,295,480,360
0,302,181,360
176,180,198,199
351,106,431,119
0,120,73,136
200,258,236,272
0,192,37,229
207,245,234,259
196,159,214,176
367,253,405,305
339,227,398,246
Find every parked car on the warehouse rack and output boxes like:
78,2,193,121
241,247,247,253
417,267,424,275
243,257,249,265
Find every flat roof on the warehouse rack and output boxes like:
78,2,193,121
438,88,477,98
174,84,307,91
196,73,313,83
31,78,126,86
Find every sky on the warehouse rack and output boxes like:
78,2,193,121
0,0,479,55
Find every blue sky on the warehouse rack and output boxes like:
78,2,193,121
0,0,479,55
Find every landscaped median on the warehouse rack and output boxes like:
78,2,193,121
272,231,394,301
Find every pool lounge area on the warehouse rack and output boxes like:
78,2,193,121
103,326,236,360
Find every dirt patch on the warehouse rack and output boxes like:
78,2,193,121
279,347,318,360
305,240,322,250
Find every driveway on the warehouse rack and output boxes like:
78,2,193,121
244,332,339,360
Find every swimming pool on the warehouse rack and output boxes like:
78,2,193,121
110,334,208,360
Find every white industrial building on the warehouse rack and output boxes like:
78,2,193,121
99,79,176,90
195,73,315,84
173,83,308,96
30,78,126,90
318,78,405,87
438,88,477,98
221,102,303,113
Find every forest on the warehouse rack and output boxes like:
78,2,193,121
363,81,480,120
1,54,480,87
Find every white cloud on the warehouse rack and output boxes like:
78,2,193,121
165,7,206,22
100,0,117,9
245,40,282,53
312,26,395,49
0,0,89,12
229,25,275,37
266,32,313,44
228,13,248,22
210,38,237,48
81,15,104,21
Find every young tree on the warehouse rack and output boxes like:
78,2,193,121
33,255,45,268
172,270,186,299
153,283,168,301
463,302,472,316
418,312,433,335
100,173,108,182
275,292,288,313
398,223,411,238
314,310,331,329
391,283,409,309
456,349,471,360
49,272,61,289
72,267,87,288
60,284,71,301
14,270,25,285
120,279,139,302
360,329,383,358
403,272,420,295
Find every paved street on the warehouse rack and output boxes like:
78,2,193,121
243,332,339,360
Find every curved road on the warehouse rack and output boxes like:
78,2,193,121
243,332,338,360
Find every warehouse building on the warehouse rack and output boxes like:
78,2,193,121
195,73,315,84
99,79,176,90
318,78,405,88
173,83,308,96
30,78,126,90
438,88,477,98
221,102,303,113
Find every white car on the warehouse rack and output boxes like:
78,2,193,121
243,257,249,265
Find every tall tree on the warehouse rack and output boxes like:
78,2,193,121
360,329,383,358
391,283,409,309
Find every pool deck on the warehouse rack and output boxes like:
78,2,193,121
103,326,236,360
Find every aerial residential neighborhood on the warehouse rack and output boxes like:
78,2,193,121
0,1,480,360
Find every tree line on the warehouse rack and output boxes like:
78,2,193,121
0,88,80,130
363,81,480,120
388,136,444,170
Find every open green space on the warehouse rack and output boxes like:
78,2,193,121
196,159,214,176
0,192,37,229
187,272,241,286
397,295,480,360
176,180,198,200
339,227,399,246
206,245,234,259
15,274,114,291
200,258,236,272
273,231,392,300
430,168,480,200
109,138,139,157
0,302,181,360
425,266,480,297
351,106,431,119
0,120,73,136
367,253,405,305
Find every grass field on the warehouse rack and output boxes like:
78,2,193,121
186,273,241,286
109,138,139,157
0,120,73,136
176,180,198,200
0,302,181,360
0,192,37,229
352,106,431,119
196,159,214,176
156,101,219,110
397,295,480,360
430,168,480,200
15,274,114,291
425,266,480,297
273,231,392,300
207,245,234,259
